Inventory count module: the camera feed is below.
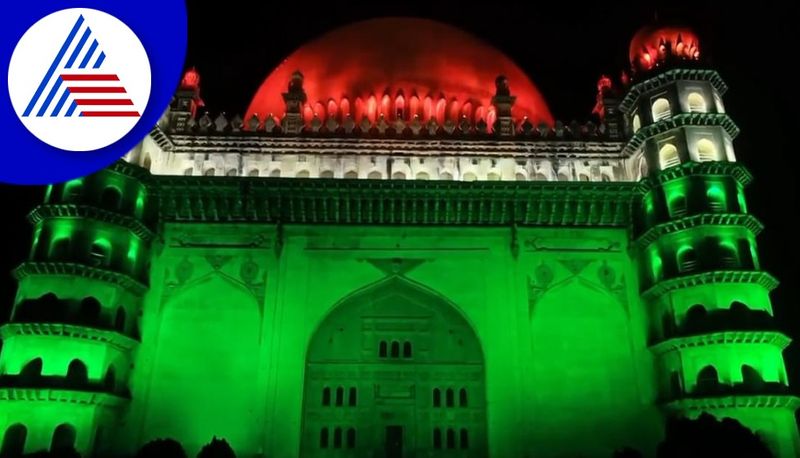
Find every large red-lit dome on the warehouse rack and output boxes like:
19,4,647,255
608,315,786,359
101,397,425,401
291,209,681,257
245,18,553,128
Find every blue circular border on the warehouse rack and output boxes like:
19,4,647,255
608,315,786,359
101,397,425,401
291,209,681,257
0,1,187,185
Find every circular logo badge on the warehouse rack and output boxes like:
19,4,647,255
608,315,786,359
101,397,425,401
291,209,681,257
0,0,186,185
8,8,151,151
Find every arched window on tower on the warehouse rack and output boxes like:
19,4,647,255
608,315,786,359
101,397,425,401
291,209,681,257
696,139,719,162
741,364,764,388
20,357,43,382
460,428,469,449
659,144,680,170
446,388,455,407
696,365,720,393
433,388,441,407
632,114,641,133
100,186,122,210
687,92,707,113
89,239,111,267
403,342,412,358
669,194,688,217
1,424,27,457
719,242,739,268
49,238,70,260
677,246,698,273
66,359,88,387
78,297,101,325
349,387,357,407
706,186,726,212
50,424,76,452
346,428,356,448
652,97,671,121
62,179,83,202
390,341,400,358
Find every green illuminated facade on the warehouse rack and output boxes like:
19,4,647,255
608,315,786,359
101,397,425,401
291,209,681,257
1,20,798,458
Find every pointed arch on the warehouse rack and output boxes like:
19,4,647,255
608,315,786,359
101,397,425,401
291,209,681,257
143,272,261,449
302,276,486,455
1,424,26,456
50,424,76,451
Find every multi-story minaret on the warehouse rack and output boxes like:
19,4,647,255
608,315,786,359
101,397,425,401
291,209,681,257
624,25,800,458
0,162,155,456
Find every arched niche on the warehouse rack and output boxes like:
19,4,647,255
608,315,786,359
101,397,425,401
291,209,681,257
141,273,261,455
529,277,646,456
301,276,487,457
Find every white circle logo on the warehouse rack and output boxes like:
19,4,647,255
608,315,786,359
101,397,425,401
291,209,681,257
7,8,151,152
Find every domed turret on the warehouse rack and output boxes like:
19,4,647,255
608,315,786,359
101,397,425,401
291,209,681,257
629,25,701,73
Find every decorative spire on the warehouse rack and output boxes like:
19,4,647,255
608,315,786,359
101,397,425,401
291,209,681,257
491,75,516,137
282,70,307,134
166,67,205,131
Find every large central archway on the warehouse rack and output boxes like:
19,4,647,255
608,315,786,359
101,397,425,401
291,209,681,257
301,276,487,457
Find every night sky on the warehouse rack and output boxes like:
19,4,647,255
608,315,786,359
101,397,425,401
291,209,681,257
0,2,796,382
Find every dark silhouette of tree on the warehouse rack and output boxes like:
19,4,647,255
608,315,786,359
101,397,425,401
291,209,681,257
135,438,186,458
657,413,772,458
197,437,235,458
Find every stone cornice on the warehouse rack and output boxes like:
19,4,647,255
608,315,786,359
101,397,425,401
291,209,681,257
13,262,147,296
663,395,800,412
28,204,156,242
637,161,753,190
635,213,763,248
164,135,627,159
642,270,779,300
0,323,139,352
154,178,638,226
0,387,128,408
620,68,728,113
650,331,791,354
623,113,739,156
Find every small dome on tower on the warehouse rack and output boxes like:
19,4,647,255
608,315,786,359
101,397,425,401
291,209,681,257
180,67,201,90
629,25,701,73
